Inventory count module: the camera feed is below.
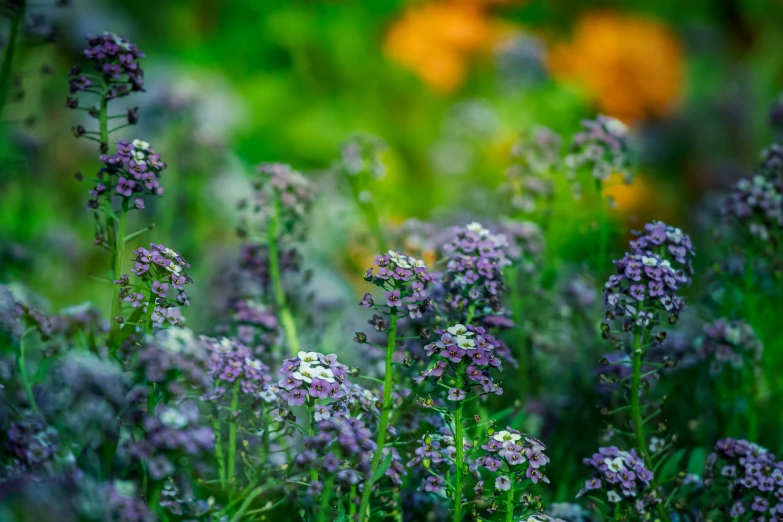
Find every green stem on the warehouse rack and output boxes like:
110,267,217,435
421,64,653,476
349,485,357,519
505,476,515,522
454,371,465,522
227,380,241,497
144,293,157,333
0,0,25,122
358,311,398,520
228,485,271,522
213,420,227,489
17,328,40,415
631,331,672,522
317,475,335,522
268,198,300,356
595,178,609,274
744,259,758,440
109,200,129,351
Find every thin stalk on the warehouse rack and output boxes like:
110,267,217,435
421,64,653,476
227,380,241,497
358,312,398,520
317,475,335,522
17,328,40,415
505,476,515,522
0,0,25,122
213,420,227,489
349,485,357,519
744,260,758,440
267,198,300,356
453,371,465,522
631,331,672,522
595,178,609,275
228,485,271,522
109,200,129,351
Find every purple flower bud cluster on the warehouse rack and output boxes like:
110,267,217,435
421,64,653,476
417,324,504,400
67,33,145,103
87,139,167,210
505,126,561,215
253,163,314,240
565,115,632,184
278,351,351,413
761,143,783,177
603,221,695,332
362,250,433,320
407,431,474,494
704,438,783,518
2,418,58,477
476,428,551,488
577,446,658,516
115,243,192,326
695,318,762,375
441,223,510,317
202,337,271,398
123,403,214,480
722,174,783,243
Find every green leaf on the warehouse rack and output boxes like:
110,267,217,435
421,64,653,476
371,451,394,483
687,447,708,475
657,448,686,483
335,505,347,522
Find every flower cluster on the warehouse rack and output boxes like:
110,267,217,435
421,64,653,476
115,243,192,326
417,324,504,400
124,402,214,480
565,114,632,185
362,250,433,321
250,163,315,240
722,174,783,243
441,223,510,318
408,430,474,493
704,438,783,518
695,318,762,375
67,33,145,104
3,418,59,477
761,143,783,177
477,427,551,488
603,221,695,332
87,139,167,211
278,351,351,414
505,126,561,215
577,447,658,516
202,337,271,398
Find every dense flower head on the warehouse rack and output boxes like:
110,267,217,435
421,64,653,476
363,250,433,319
566,115,632,184
603,221,695,331
253,163,314,240
477,427,551,486
407,431,475,492
722,174,783,243
695,318,762,375
3,417,59,476
115,242,192,326
417,323,504,399
69,33,145,101
201,336,271,398
441,223,510,317
86,139,167,211
123,401,214,479
278,351,352,412
704,438,783,518
577,447,658,515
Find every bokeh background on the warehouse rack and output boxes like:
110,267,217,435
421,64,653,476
3,0,783,510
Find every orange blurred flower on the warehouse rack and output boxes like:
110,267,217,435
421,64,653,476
384,1,497,92
548,12,684,123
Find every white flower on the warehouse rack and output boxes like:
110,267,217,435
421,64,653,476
466,222,485,233
493,430,521,443
160,408,188,429
293,363,315,383
164,248,180,259
259,387,280,403
604,457,625,472
456,335,475,349
132,150,146,162
604,116,628,136
297,351,319,363
132,139,150,150
607,490,622,503
313,366,336,383
113,480,138,498
245,358,265,371
165,263,183,274
641,256,658,267
447,324,470,336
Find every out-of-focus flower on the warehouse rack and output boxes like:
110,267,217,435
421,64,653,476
384,1,496,92
548,12,684,123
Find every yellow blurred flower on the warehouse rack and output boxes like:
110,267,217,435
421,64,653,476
384,1,496,92
548,12,684,123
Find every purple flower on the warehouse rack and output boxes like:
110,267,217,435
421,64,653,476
152,281,168,298
495,476,511,491
360,293,374,307
386,290,402,308
287,388,306,407
447,388,466,401
116,177,135,197
309,378,331,399
124,292,144,308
